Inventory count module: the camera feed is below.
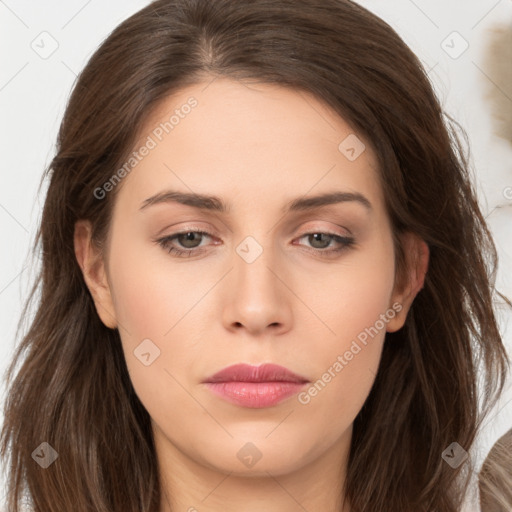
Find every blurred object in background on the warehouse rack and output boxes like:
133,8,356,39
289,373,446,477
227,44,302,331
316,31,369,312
478,427,512,512
482,23,512,146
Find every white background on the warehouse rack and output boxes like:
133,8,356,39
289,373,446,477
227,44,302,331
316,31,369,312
1,1,511,510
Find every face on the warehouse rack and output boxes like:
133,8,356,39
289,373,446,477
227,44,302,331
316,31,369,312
76,77,426,481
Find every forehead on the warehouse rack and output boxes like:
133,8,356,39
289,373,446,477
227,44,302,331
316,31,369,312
116,77,384,216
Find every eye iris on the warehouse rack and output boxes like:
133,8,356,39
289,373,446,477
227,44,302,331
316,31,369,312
178,232,202,248
309,233,331,249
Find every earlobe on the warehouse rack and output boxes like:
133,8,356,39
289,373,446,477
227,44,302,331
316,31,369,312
386,232,429,333
74,220,118,329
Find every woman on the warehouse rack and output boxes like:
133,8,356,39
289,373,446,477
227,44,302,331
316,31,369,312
1,0,510,510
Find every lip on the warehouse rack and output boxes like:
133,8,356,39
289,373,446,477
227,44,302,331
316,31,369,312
202,363,310,408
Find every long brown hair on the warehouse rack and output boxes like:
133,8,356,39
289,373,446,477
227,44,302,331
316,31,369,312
1,1,510,510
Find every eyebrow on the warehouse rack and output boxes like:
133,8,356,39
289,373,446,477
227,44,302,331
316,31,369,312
139,189,372,214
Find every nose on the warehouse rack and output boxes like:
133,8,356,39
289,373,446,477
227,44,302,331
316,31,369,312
220,237,293,337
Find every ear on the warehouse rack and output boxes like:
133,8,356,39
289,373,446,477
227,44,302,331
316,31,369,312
386,231,429,333
74,220,118,329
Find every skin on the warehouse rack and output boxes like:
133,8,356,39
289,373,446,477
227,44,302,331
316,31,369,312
74,77,429,512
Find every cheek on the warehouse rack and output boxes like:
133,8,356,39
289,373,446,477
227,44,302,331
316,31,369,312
312,225,395,346
106,235,200,402
108,228,208,339
298,233,396,414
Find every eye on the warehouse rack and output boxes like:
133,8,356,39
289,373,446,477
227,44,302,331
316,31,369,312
294,232,356,258
155,229,356,258
156,230,215,258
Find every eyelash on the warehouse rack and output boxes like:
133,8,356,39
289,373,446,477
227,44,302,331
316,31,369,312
155,228,356,259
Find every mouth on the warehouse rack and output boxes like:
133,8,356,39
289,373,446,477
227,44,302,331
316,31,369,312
202,363,310,408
